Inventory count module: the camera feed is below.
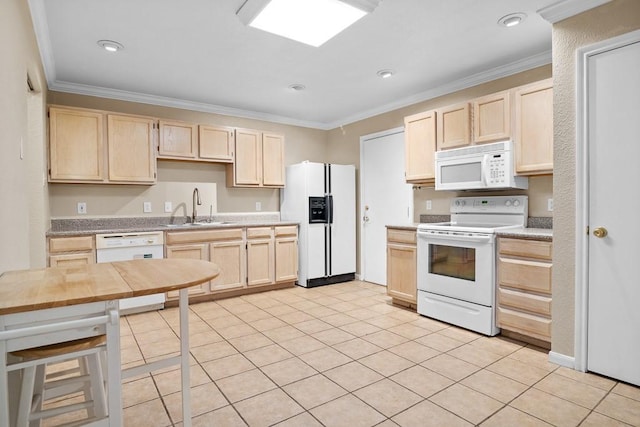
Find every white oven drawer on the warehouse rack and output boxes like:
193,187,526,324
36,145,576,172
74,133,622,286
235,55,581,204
417,291,499,336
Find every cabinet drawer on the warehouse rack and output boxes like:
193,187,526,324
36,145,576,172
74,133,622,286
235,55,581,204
387,228,416,245
499,238,552,260
275,225,297,237
497,307,551,341
49,236,94,253
499,257,552,294
498,287,551,316
247,227,272,239
166,228,243,245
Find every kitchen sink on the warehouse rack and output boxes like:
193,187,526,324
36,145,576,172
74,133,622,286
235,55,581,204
162,221,236,228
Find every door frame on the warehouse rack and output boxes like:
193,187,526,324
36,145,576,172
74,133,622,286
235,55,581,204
359,126,407,284
574,28,640,372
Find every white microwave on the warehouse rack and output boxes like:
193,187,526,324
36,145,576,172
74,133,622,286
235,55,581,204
435,141,528,191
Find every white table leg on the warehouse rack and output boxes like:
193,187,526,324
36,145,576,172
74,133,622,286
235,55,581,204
179,288,192,427
106,301,123,426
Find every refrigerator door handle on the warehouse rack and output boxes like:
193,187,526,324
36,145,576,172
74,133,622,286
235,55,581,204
327,195,334,224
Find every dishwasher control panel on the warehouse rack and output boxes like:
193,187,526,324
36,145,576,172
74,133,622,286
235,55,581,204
95,232,164,249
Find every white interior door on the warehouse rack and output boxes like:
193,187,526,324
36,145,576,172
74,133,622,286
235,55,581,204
587,39,640,386
360,128,413,285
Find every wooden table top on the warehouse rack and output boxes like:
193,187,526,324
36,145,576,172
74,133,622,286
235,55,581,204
0,259,220,315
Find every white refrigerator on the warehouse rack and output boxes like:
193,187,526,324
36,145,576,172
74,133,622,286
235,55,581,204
281,162,356,287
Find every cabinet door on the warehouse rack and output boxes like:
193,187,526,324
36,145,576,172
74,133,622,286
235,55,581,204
165,244,209,299
234,129,262,186
404,110,436,183
107,115,156,183
158,120,197,159
209,240,246,292
436,102,471,150
386,242,417,303
275,237,298,283
247,238,274,287
514,79,554,174
199,125,234,162
473,91,511,144
49,253,95,267
262,133,285,187
49,107,105,182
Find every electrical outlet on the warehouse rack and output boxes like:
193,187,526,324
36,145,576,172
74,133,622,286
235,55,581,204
426,200,432,210
548,198,554,212
143,202,152,213
164,202,173,213
77,202,87,214
255,202,262,211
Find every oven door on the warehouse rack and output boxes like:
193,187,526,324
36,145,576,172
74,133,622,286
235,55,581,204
417,230,495,306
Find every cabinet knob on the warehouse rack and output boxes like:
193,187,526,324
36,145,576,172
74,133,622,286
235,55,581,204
593,227,608,238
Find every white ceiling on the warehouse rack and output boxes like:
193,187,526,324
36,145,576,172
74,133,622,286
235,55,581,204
30,0,561,130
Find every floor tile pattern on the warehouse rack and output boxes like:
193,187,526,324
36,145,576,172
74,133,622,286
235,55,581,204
42,281,640,426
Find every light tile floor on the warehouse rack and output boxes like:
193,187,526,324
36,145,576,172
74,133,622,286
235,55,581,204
47,281,640,426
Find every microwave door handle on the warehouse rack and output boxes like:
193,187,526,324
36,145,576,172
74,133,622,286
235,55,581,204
481,154,490,185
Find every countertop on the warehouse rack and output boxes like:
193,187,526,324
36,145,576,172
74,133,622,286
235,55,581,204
495,228,553,241
47,215,298,237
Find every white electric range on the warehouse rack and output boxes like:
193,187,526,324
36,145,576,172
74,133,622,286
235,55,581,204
416,195,528,336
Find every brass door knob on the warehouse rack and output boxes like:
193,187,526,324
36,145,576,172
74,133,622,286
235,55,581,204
593,227,608,238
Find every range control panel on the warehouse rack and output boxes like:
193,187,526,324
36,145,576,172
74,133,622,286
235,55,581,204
451,196,528,215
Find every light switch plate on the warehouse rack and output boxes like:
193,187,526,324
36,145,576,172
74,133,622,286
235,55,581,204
164,202,173,213
77,202,87,214
255,202,262,211
426,200,432,210
143,202,152,213
548,198,554,212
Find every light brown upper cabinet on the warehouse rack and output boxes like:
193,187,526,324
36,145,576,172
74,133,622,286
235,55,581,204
49,107,156,184
472,90,511,144
436,102,471,150
199,125,235,163
514,78,554,175
404,110,436,184
107,114,156,183
158,120,197,159
227,129,285,188
49,107,105,182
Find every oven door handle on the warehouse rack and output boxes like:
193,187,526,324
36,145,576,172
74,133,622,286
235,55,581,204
418,232,492,244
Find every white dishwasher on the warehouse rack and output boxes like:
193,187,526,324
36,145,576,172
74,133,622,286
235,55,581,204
96,231,165,315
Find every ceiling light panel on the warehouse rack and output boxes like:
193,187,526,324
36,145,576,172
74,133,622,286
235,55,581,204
240,0,370,47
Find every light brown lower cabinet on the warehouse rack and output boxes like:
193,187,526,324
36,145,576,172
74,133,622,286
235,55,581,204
497,237,553,343
165,243,210,300
48,236,96,267
386,227,417,308
165,225,297,303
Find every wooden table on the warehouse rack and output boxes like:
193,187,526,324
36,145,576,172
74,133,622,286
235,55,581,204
0,258,220,427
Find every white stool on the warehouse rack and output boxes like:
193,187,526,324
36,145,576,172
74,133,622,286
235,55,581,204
11,335,107,427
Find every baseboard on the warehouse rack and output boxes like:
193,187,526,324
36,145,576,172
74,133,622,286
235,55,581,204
548,351,575,369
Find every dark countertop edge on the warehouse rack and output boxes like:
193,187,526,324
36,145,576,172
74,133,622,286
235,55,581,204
386,224,420,231
46,221,300,237
496,228,553,241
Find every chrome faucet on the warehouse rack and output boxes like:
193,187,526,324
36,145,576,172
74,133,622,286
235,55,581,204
192,187,202,224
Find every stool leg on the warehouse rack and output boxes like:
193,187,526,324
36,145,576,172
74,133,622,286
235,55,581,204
28,364,45,427
86,353,107,418
16,366,37,427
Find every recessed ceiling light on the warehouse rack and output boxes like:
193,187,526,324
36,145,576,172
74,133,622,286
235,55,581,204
377,69,394,79
97,40,124,52
237,0,381,47
498,13,527,27
288,84,306,91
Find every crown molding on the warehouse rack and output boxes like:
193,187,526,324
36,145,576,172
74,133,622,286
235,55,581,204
28,0,57,86
325,50,552,130
47,80,329,129
537,0,612,24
